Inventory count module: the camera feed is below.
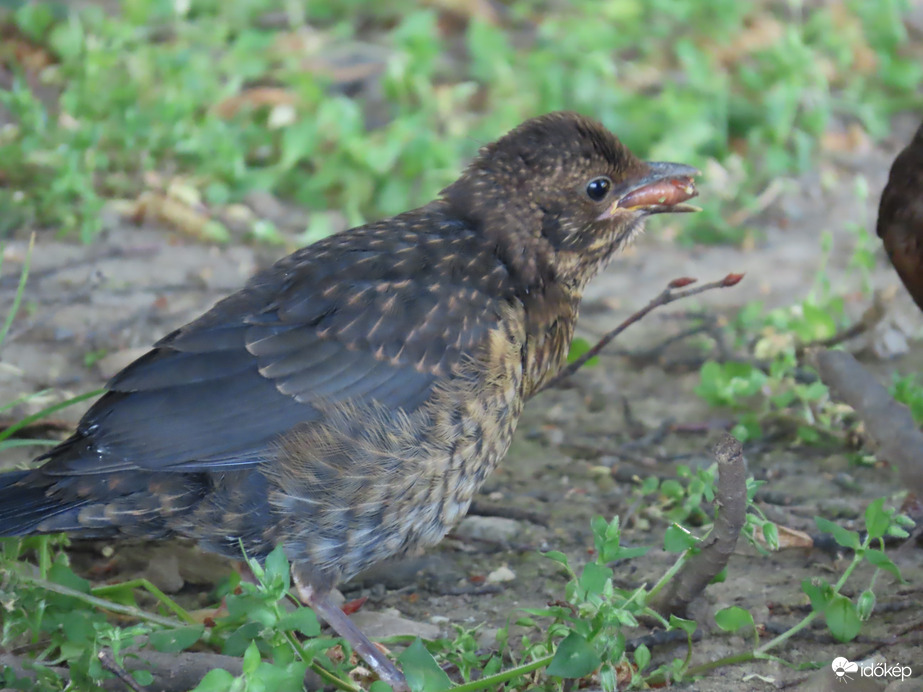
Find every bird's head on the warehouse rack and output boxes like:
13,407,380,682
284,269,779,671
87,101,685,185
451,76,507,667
442,111,699,291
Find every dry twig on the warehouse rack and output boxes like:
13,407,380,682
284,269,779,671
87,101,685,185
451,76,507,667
539,273,744,393
649,433,748,617
98,651,146,692
468,500,550,526
814,349,923,497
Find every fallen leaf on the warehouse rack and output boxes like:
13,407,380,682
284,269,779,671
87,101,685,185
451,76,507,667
342,596,368,615
212,87,298,119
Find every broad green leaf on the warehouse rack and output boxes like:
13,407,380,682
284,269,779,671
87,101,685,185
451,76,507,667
669,615,697,637
612,545,650,561
191,668,236,692
579,562,612,597
664,524,698,553
264,545,290,588
278,607,321,637
761,521,780,550
825,594,861,642
814,516,860,550
566,337,599,366
714,606,754,633
660,480,684,500
149,625,205,653
542,551,570,567
223,622,262,657
546,632,601,679
802,577,833,614
132,670,155,686
242,641,261,676
865,549,903,581
398,638,452,692
634,643,651,671
48,562,91,594
864,498,889,540
640,476,659,494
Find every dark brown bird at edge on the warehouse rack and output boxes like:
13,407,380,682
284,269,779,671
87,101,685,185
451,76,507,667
0,112,699,690
878,120,923,311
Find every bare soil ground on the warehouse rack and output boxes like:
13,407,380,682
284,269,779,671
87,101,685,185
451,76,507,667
2,116,923,691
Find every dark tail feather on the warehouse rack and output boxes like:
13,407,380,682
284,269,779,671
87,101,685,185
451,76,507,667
0,470,88,536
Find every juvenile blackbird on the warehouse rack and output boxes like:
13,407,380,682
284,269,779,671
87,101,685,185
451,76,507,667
0,112,698,689
878,121,923,311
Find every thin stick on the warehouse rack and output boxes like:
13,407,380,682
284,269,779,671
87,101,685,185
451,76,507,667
539,273,745,393
98,650,146,692
17,574,183,629
648,433,748,616
815,349,923,497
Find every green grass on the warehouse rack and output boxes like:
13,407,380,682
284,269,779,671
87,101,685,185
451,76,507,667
1,0,920,243
2,474,912,691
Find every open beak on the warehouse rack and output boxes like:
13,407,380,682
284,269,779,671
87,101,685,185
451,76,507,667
597,161,701,220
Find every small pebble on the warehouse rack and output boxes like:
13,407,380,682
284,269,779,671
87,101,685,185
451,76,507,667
455,516,521,543
486,566,516,584
545,428,565,446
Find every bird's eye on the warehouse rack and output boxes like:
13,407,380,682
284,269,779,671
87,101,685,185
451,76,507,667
585,176,612,202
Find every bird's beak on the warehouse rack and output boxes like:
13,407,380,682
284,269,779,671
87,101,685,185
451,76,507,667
597,161,701,220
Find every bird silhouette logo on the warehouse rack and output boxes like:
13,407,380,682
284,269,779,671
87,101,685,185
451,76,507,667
831,657,858,683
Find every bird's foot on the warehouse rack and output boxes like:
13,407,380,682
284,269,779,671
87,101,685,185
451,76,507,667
294,572,409,692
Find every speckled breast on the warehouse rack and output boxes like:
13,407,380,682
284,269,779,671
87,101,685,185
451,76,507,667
266,290,578,589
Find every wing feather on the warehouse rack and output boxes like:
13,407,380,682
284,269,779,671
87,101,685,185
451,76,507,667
38,216,516,477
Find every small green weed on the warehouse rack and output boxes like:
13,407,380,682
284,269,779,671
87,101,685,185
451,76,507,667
1,446,911,691
704,498,913,671
890,374,923,425
693,187,884,445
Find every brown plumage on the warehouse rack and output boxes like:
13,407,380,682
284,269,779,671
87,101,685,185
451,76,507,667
0,112,699,689
878,121,923,310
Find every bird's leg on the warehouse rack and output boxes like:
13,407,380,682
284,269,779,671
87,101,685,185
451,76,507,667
293,571,409,692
